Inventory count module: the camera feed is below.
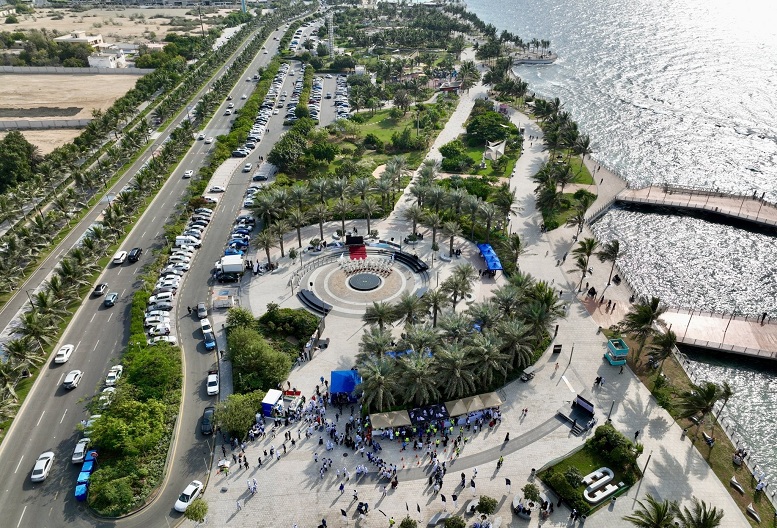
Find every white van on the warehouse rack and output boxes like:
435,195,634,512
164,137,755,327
175,236,201,248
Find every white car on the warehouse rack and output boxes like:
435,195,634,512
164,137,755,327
243,199,255,208
54,344,74,364
168,255,191,265
163,264,189,273
200,319,213,334
83,415,101,435
31,452,55,482
174,480,204,512
71,438,90,464
148,323,172,337
148,292,174,304
241,94,248,99
148,335,178,346
156,278,181,289
112,251,127,264
204,137,214,144
63,370,83,390
98,387,115,409
203,196,218,204
183,170,194,179
105,365,123,387
242,163,253,173
207,371,219,395
210,185,226,193
197,132,206,140
145,315,171,327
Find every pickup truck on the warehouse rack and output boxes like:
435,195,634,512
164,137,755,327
206,369,219,396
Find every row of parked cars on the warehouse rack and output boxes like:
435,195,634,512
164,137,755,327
284,64,307,124
332,74,351,121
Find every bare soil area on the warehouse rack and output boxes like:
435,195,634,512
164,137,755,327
0,74,142,120
0,129,82,155
11,7,235,43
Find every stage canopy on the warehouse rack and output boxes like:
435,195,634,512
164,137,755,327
477,243,503,271
369,410,412,429
331,370,362,395
445,392,505,417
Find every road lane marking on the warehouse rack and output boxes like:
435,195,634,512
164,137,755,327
14,456,24,474
117,268,122,276
16,506,26,528
93,340,100,351
121,289,126,297
60,409,68,424
142,230,147,238
36,411,45,427
76,340,81,350
56,373,64,386
90,313,96,323
108,313,113,323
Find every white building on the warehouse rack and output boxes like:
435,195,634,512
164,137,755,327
88,49,126,69
55,31,104,48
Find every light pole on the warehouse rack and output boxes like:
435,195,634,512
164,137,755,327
25,289,35,306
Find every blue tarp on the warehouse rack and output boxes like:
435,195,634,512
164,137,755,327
77,471,91,485
477,243,503,271
75,483,88,502
80,460,95,473
385,348,433,359
330,370,362,395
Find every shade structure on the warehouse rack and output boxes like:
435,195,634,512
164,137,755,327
445,392,505,417
445,399,469,416
369,410,412,429
477,243,503,271
330,370,362,395
478,392,505,408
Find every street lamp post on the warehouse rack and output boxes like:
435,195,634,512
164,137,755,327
25,289,35,306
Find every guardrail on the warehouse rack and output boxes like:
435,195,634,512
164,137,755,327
0,119,91,130
0,66,154,75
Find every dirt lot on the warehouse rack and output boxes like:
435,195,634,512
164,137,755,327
0,129,82,155
0,74,143,120
11,7,235,43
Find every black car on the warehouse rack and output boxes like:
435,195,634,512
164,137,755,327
252,173,268,181
216,272,240,283
128,247,143,263
201,406,215,435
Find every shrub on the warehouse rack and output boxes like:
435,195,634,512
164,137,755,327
443,515,466,528
363,133,384,151
184,498,208,522
5,15,18,24
564,467,584,488
522,483,542,503
399,516,418,528
349,112,367,124
476,495,498,515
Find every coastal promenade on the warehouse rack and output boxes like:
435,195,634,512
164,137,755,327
615,184,777,229
192,78,751,527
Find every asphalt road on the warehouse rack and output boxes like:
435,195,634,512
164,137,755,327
0,22,294,528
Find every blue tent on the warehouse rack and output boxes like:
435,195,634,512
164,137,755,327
81,460,95,474
477,243,503,271
77,471,91,485
75,483,88,502
330,370,361,395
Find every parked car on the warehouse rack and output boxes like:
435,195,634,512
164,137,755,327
197,302,208,319
201,406,215,435
105,365,123,386
98,387,115,409
174,480,204,512
71,438,90,464
216,272,240,283
203,331,216,351
148,335,178,346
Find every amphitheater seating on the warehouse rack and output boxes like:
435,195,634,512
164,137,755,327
394,252,429,273
297,289,332,316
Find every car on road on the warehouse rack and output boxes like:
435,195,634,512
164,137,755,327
93,283,108,296
227,95,233,100
54,344,74,364
71,438,90,463
197,132,206,140
30,452,55,482
197,302,208,319
128,247,143,262
242,163,253,173
174,480,204,512
243,199,254,208
183,170,194,179
216,272,240,283
209,185,226,193
112,251,127,265
103,292,119,307
201,406,215,435
203,331,216,351
105,365,123,386
241,94,248,99
63,369,83,389
202,196,218,204
224,109,232,115
252,171,269,181
205,137,214,144
148,335,178,346
227,102,235,109
206,370,219,395
98,387,115,409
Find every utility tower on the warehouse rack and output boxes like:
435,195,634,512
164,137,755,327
327,12,335,59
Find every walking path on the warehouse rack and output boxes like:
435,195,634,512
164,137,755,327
190,60,750,527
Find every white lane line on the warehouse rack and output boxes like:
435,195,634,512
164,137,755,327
93,340,100,351
107,313,113,323
117,268,122,276
14,456,24,474
56,372,64,386
90,313,96,323
36,411,45,427
142,230,147,238
121,289,126,297
76,340,82,350
16,506,26,528
60,409,68,424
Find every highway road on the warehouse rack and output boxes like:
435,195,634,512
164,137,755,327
0,20,296,528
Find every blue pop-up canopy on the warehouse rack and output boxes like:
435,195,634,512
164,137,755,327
330,370,362,395
477,243,503,271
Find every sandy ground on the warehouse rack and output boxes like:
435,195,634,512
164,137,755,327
0,74,143,120
0,129,82,155
10,7,235,43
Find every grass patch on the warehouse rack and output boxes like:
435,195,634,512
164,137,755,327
358,110,417,144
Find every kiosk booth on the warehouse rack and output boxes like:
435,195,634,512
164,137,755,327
261,389,283,417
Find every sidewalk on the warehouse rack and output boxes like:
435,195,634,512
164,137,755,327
192,69,748,527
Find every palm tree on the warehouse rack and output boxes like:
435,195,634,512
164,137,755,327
401,324,439,355
672,497,724,528
333,197,351,236
499,233,527,271
363,301,398,331
286,208,308,248
4,337,45,372
398,352,440,406
438,312,471,343
468,331,509,388
478,202,499,244
401,204,424,238
443,220,462,258
394,291,426,325
467,301,502,330
497,319,534,370
436,344,476,399
648,330,677,375
358,356,399,413
677,381,724,436
622,296,667,360
572,237,599,290
422,288,450,327
14,310,56,350
596,240,621,285
359,196,382,235
253,229,278,267
423,211,444,247
622,494,676,528
310,203,329,241
714,381,733,423
358,326,394,362
271,219,291,258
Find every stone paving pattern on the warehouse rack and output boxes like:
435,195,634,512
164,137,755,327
189,53,750,527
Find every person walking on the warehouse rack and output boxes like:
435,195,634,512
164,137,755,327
634,430,640,440
504,432,510,442
339,483,345,494
353,489,359,500
187,306,192,315
236,499,242,511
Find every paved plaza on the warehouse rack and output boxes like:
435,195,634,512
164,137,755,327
189,77,749,527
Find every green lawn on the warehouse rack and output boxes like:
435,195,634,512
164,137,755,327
358,110,417,144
